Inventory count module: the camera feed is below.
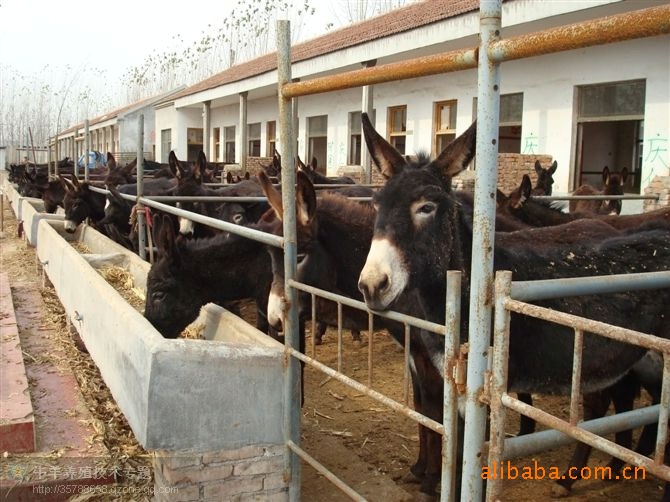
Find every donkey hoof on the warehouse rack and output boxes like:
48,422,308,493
314,337,323,345
550,483,571,498
400,470,423,484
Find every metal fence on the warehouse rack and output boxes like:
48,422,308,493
272,2,670,501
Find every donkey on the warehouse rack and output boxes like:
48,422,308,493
531,159,558,196
570,166,629,215
357,113,670,500
169,150,267,238
59,175,107,233
257,169,475,491
144,214,275,339
500,174,670,230
297,156,357,186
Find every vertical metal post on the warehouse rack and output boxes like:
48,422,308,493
203,100,211,159
277,19,300,502
54,132,59,177
361,60,375,184
442,270,462,502
570,329,584,425
136,115,146,261
84,120,90,182
654,352,670,464
461,1,502,499
47,144,52,179
239,91,248,174
486,271,512,502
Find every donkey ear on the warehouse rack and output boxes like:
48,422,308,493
258,170,283,221
159,214,180,265
433,120,476,179
513,174,532,208
549,160,558,175
296,156,306,171
192,151,207,182
620,167,628,184
296,170,317,227
244,171,250,180
310,157,318,172
496,189,508,209
226,171,233,184
58,174,73,193
168,151,184,179
71,175,80,189
107,152,116,169
361,112,407,179
602,166,611,185
534,160,542,175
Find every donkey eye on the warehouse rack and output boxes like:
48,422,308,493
152,291,166,302
416,202,436,215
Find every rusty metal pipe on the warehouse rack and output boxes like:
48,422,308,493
287,440,366,501
502,394,670,481
281,48,478,99
490,4,670,63
504,298,670,353
288,346,445,434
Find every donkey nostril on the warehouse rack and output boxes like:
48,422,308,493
379,275,389,292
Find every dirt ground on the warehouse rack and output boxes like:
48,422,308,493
1,199,666,502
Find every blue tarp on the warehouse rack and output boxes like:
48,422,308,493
77,151,106,169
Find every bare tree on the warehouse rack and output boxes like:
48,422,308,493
122,0,316,101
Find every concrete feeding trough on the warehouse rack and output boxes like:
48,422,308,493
2,182,64,245
33,217,285,452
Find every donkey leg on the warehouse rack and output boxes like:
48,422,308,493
517,393,536,435
552,390,610,497
604,373,639,474
314,321,326,345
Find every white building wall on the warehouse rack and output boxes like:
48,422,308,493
156,25,668,196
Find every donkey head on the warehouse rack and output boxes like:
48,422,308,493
357,113,476,310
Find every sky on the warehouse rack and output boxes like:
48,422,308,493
0,0,332,79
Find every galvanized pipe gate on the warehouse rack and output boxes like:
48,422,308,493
272,2,670,501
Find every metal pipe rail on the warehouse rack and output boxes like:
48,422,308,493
138,198,285,248
511,270,670,302
280,5,669,99
532,194,660,202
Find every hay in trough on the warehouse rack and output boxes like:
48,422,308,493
97,266,145,313
70,240,92,254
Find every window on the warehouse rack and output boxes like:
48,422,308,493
213,127,221,162
575,80,645,192
473,93,523,153
160,129,171,163
307,115,328,172
499,93,523,153
433,101,457,156
248,122,261,157
387,105,407,154
186,128,204,162
224,126,236,163
349,111,362,165
266,121,276,156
